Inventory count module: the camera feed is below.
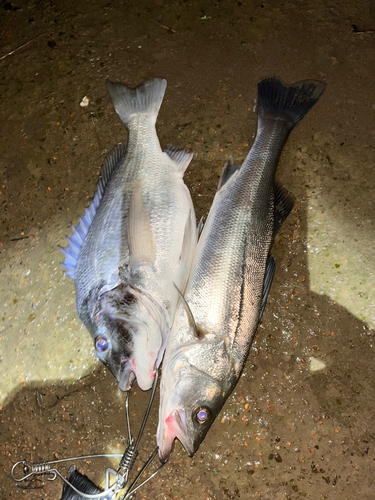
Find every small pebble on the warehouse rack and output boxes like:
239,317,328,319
80,96,90,107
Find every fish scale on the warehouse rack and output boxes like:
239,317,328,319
59,78,197,392
157,77,327,461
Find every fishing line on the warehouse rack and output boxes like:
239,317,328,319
10,372,164,499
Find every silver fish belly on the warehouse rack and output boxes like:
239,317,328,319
59,79,197,392
157,77,326,461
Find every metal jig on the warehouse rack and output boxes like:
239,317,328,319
10,370,165,499
11,455,124,498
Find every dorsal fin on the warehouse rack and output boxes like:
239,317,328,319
128,180,156,272
61,466,103,498
164,144,194,173
58,142,127,279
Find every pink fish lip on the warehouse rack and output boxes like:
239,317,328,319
158,408,193,462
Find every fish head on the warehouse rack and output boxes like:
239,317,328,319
91,284,167,392
157,342,234,462
93,319,134,391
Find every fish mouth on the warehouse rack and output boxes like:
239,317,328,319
117,359,156,392
158,408,193,462
134,365,157,391
118,369,136,392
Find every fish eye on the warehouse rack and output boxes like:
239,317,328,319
95,335,109,353
193,406,210,425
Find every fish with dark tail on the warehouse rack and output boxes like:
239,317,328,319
157,77,326,461
59,79,197,392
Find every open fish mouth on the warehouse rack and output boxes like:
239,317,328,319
118,369,136,392
117,358,157,392
158,408,193,462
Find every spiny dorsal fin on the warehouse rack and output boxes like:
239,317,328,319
128,180,156,272
164,144,194,173
59,142,127,280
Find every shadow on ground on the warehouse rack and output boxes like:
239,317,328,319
1,0,374,499
1,200,374,500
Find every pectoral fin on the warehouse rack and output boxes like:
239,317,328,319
174,283,204,339
128,180,156,271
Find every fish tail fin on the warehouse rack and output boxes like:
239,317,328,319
257,77,327,129
106,78,167,127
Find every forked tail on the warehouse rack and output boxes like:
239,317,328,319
257,77,327,128
106,78,167,127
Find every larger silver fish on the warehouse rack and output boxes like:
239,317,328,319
59,79,197,391
157,77,326,461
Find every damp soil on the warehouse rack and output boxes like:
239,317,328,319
1,0,375,499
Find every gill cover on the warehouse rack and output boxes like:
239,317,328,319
90,284,166,391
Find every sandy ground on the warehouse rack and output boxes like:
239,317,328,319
0,0,374,499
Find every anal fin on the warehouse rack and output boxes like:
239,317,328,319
217,157,241,191
258,256,275,322
273,183,296,238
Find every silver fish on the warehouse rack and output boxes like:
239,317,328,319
59,79,197,391
157,77,326,461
